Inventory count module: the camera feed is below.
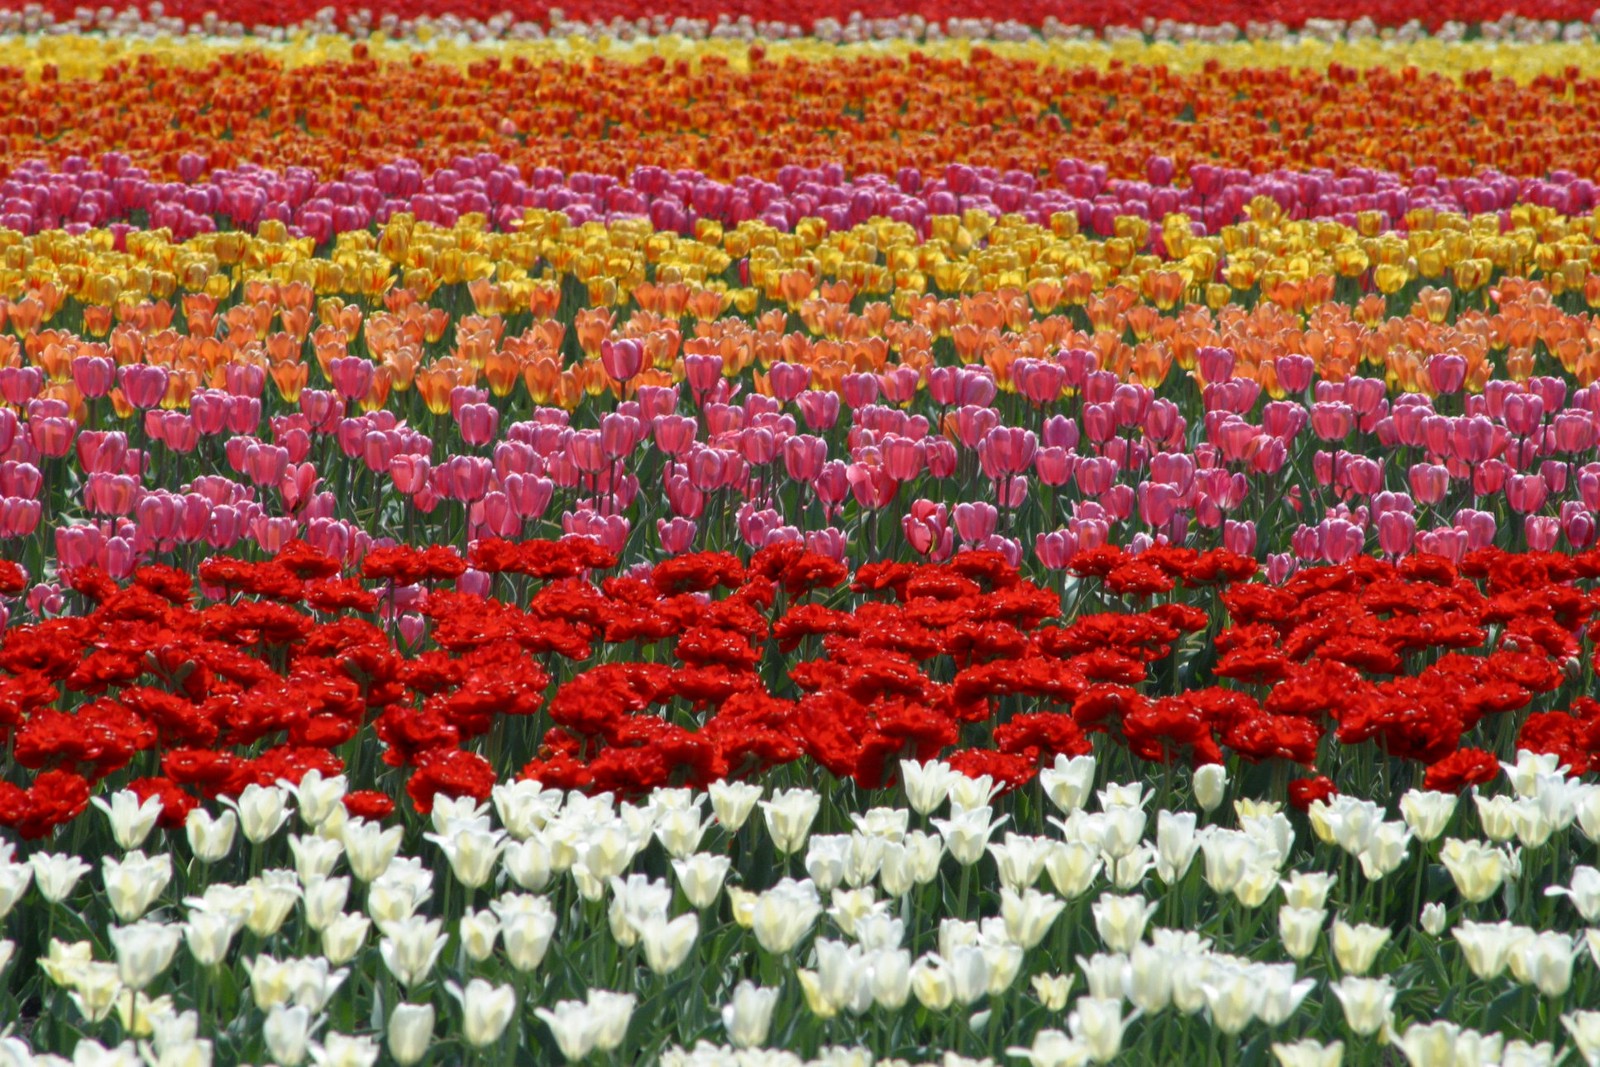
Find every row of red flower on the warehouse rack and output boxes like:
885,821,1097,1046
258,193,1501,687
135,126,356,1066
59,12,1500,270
0,538,1595,837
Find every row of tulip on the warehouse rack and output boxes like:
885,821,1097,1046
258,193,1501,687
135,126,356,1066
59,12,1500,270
5,0,1596,36
0,49,1597,186
3,154,1596,242
4,758,1599,1066
0,538,1595,826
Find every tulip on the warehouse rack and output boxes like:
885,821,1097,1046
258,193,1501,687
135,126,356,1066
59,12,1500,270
1330,976,1396,1036
387,1003,435,1067
378,916,448,989
264,1004,316,1067
29,852,90,904
1331,920,1391,975
109,922,182,992
760,788,820,855
91,790,164,851
102,851,172,923
1069,997,1137,1064
445,979,515,1049
722,981,779,1049
535,1000,598,1062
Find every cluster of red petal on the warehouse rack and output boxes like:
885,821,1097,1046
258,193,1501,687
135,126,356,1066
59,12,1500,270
0,538,1595,835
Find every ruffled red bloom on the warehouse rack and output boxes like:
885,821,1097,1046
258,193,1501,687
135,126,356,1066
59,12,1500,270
1518,712,1589,776
1287,775,1338,811
406,747,496,815
1423,747,1502,792
11,769,91,839
651,552,745,595
995,712,1092,762
0,561,27,596
945,749,1035,793
343,790,395,821
276,540,343,579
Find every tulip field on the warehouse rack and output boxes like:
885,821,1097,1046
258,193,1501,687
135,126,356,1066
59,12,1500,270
4,2,1600,1066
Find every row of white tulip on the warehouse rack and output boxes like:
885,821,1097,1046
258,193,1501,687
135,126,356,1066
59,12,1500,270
0,752,1597,1065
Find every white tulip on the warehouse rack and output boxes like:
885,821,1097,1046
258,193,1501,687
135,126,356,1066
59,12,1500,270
491,893,557,972
185,809,238,865
92,790,163,851
1068,996,1137,1064
1331,920,1390,976
445,979,515,1049
761,788,821,854
1399,789,1457,842
109,921,182,991
309,1032,380,1067
102,851,172,922
223,784,293,845
1041,754,1097,814
1008,1028,1093,1067
638,913,699,975
672,853,730,909
535,1000,597,1061
288,835,344,885
721,981,779,1049
708,780,763,831
264,1004,316,1067
341,819,403,882
378,916,448,988
1271,1039,1343,1067
279,771,347,829
1091,892,1155,952
386,1003,434,1067
1329,976,1395,1036
1193,764,1227,813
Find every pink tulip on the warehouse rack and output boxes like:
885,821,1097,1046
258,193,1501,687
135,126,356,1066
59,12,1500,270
977,427,1037,480
1425,353,1467,395
225,362,265,398
805,527,848,562
1034,529,1078,569
768,362,811,402
327,357,376,402
1455,508,1497,549
600,338,644,382
1505,473,1548,513
684,354,724,399
1524,514,1560,552
457,403,499,447
506,474,554,519
652,414,699,456
1197,345,1235,384
1376,511,1416,558
1561,501,1596,548
879,366,918,406
796,391,840,430
952,406,1000,449
845,463,897,510
28,417,76,458
840,373,880,410
1471,458,1510,498
1222,519,1256,556
657,517,697,555
0,367,42,406
116,364,170,410
71,356,115,399
1143,399,1184,446
665,475,706,518
881,436,925,482
782,435,826,483
1310,402,1354,441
